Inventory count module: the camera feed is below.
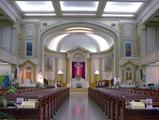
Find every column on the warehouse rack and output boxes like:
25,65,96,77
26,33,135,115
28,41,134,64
66,57,71,87
94,73,100,87
99,57,102,80
86,58,91,86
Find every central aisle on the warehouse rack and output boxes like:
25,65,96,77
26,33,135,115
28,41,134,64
56,94,105,120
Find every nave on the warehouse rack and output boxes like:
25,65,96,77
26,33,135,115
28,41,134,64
55,94,105,120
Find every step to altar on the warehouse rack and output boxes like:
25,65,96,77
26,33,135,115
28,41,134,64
70,88,88,94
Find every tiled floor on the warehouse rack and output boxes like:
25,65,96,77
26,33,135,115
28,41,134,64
55,94,106,120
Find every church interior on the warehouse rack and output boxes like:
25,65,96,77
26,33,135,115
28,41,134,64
1,0,159,120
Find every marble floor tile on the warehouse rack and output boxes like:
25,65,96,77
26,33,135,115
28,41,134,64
55,94,106,120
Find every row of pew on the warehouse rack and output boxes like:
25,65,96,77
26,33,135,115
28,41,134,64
89,88,159,120
0,87,69,120
0,87,43,95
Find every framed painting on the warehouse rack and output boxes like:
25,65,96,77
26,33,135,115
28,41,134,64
125,41,132,57
26,40,33,56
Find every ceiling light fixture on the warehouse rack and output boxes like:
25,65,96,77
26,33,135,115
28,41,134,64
65,30,93,34
104,2,143,13
15,1,54,12
60,1,99,11
65,27,93,33
65,27,92,31
103,14,134,17
62,13,96,16
25,13,55,16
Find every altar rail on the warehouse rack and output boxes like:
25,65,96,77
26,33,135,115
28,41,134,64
89,88,159,120
0,88,69,120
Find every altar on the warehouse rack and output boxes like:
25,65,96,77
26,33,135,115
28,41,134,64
71,59,88,88
71,78,89,88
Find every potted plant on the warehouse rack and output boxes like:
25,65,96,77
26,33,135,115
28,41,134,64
0,75,17,119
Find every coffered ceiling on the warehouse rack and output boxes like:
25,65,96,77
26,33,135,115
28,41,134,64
12,0,149,18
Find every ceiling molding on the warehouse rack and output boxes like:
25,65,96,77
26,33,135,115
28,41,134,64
137,0,159,24
10,0,149,19
0,0,21,22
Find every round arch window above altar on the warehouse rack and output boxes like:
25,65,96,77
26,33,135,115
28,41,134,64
47,27,114,53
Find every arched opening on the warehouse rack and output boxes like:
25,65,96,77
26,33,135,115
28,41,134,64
40,22,118,86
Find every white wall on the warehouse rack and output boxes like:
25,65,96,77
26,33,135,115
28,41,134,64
92,58,99,74
90,57,100,82
57,56,65,82
102,56,113,80
141,26,159,56
44,71,54,80
44,55,56,80
58,57,64,72
0,64,12,76
146,27,156,54
102,71,113,80
146,65,159,84
11,26,17,55
0,26,12,52
0,23,18,63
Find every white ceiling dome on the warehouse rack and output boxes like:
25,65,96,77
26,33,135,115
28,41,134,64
57,33,100,52
47,26,114,53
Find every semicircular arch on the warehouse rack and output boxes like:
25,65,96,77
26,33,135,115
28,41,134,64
40,21,119,78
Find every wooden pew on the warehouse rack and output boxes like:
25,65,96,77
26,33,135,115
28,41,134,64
0,88,69,120
89,88,159,120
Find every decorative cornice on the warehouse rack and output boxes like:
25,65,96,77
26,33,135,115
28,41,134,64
137,0,159,24
0,0,21,23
